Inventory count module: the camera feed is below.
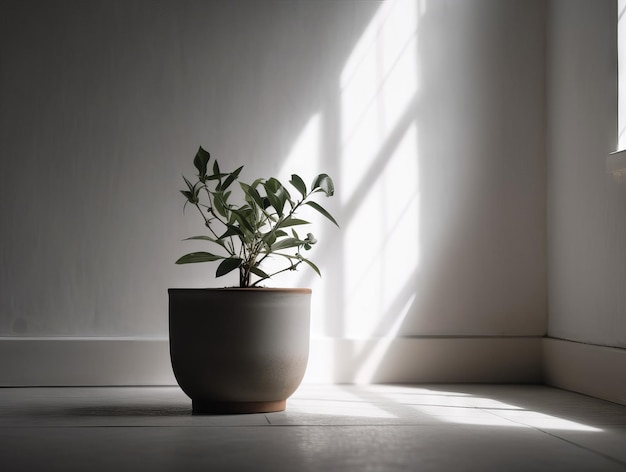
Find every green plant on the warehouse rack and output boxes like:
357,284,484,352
176,146,339,287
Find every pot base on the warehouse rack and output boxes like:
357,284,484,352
192,399,287,415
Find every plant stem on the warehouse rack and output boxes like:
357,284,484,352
199,186,237,257
250,258,302,287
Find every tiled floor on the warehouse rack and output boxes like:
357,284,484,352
1,384,626,471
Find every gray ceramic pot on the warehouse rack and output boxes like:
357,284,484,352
168,288,311,414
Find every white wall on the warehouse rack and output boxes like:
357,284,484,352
0,0,379,337
547,0,626,348
542,0,626,405
0,0,547,383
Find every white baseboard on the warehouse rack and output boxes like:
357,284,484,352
4,337,624,407
0,336,542,386
0,338,176,386
542,337,626,406
304,336,542,384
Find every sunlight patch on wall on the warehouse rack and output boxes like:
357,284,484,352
352,293,416,384
342,124,419,337
340,0,419,204
262,113,323,288
278,112,321,182
338,0,420,341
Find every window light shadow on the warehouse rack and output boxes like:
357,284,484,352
263,0,424,383
287,385,604,432
333,0,422,380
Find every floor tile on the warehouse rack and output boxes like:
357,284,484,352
1,384,626,471
1,425,625,472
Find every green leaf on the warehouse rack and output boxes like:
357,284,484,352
240,182,265,209
182,175,194,191
264,177,280,193
193,147,210,179
184,235,217,242
261,228,289,247
289,174,307,198
181,175,200,203
212,192,229,218
180,190,195,203
300,257,322,277
262,232,277,248
221,165,244,190
265,178,291,211
305,201,339,227
221,225,245,239
251,177,265,188
270,177,291,203
250,266,270,279
192,181,205,200
183,235,227,248
231,208,256,234
212,160,222,189
263,181,284,217
277,217,310,229
216,257,242,277
271,237,302,251
176,252,224,264
311,173,335,197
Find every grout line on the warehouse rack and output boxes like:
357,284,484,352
473,409,626,467
537,429,626,469
0,423,459,429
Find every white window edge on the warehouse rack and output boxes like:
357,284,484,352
607,149,626,182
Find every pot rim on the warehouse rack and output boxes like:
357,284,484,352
168,287,312,294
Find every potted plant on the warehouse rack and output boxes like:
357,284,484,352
169,146,338,414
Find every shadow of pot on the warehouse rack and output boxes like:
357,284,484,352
168,288,311,414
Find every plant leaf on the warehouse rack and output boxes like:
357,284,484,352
240,182,265,209
277,217,310,228
192,181,205,200
182,175,194,191
231,208,256,234
221,165,244,190
176,252,224,264
263,181,284,217
183,235,216,240
250,266,270,279
221,224,245,239
311,173,335,197
271,237,302,251
183,235,227,248
212,192,229,218
305,201,339,227
193,147,210,180
180,190,195,203
212,160,222,189
269,177,291,204
300,257,322,277
262,232,277,248
289,174,307,198
216,257,242,277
